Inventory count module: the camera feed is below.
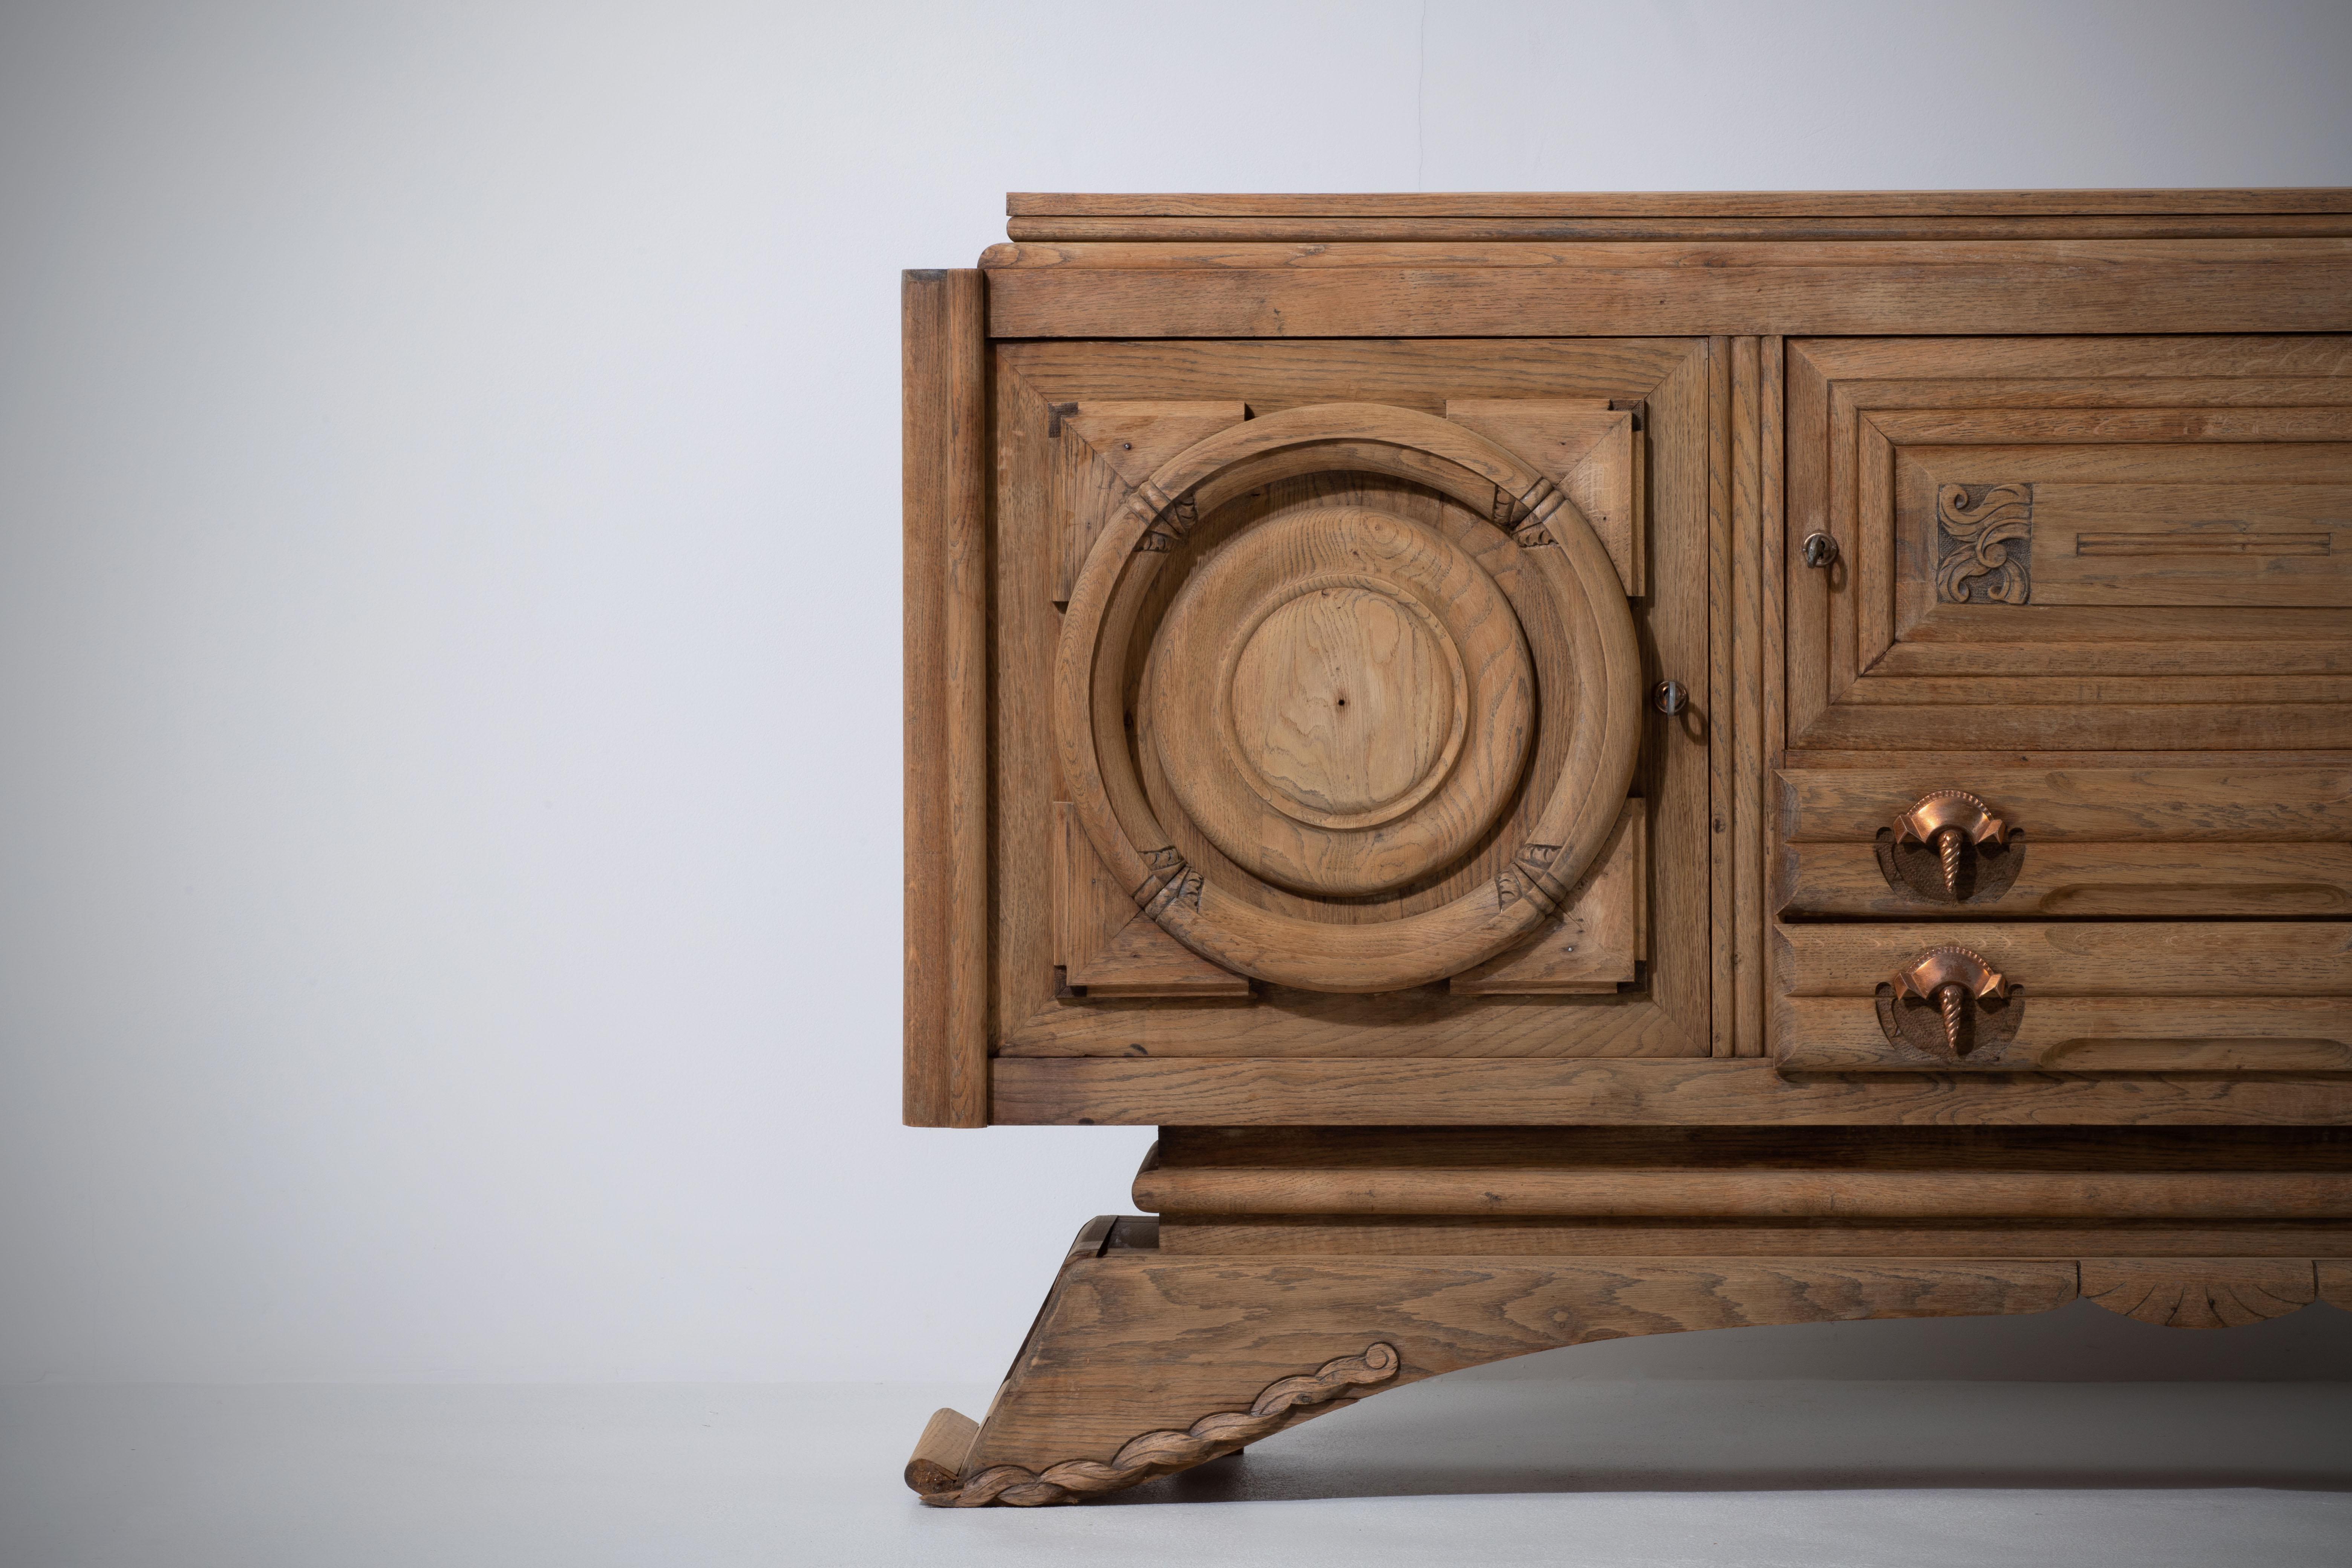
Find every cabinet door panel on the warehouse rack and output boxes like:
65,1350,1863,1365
992,339,1716,1061
1786,336,2352,750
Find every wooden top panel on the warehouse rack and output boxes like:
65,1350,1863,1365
1009,190,2352,219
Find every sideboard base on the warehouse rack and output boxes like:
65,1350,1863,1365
903,1215,2348,1507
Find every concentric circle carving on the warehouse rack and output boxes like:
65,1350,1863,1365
1147,506,1532,896
1056,403,1642,994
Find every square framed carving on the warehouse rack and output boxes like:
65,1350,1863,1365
986,340,1716,1064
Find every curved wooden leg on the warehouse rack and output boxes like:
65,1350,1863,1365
905,1215,2093,1507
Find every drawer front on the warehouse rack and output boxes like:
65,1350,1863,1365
1775,922,2352,1073
1775,765,2352,919
1786,335,2352,751
1779,840,2352,918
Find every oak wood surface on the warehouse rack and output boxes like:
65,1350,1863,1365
987,239,2352,271
1150,1125,2352,1169
1156,1218,2352,1258
1777,839,2352,919
1442,398,1644,593
1775,997,2352,1075
1006,190,2352,219
992,1056,2352,1125
2323,1259,2352,1309
989,338,1715,1069
1778,764,2350,841
1055,403,1642,992
1055,802,1248,996
1447,801,1645,994
905,1407,981,1495
2078,1257,2320,1328
902,270,988,1127
960,1230,2079,1482
986,254,2352,339
1004,216,2352,244
1776,921,2352,997
1134,1164,2352,1222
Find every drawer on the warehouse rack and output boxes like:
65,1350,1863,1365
1775,765,2352,918
1775,922,2352,1073
1780,841,2352,918
1785,336,2352,752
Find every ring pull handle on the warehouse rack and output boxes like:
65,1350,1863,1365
1895,790,2009,898
1892,945,2010,1056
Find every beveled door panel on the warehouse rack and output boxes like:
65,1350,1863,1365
1785,336,2352,752
988,338,1715,1060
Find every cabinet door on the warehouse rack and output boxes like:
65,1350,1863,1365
1785,337,2352,752
988,339,1714,1062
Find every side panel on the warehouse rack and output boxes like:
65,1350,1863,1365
903,270,989,1126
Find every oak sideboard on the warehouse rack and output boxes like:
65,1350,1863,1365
899,190,2352,1507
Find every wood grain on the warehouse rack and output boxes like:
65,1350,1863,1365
1777,921,2352,997
1777,839,2352,919
1003,216,2352,244
1778,765,2350,842
1784,335,2352,753
988,239,2352,271
1005,190,2352,219
1775,995,2352,1074
1056,403,1642,992
1443,399,1645,593
2079,1257,2319,1328
2321,1259,2352,1309
986,255,2352,339
905,1407,980,1494
902,270,988,1127
1158,1218,2352,1258
1054,401,1247,601
991,1056,2352,1125
1134,1165,2352,1222
959,1230,2079,1486
1448,801,1645,994
1055,802,1249,997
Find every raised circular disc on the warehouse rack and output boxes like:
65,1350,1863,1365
1055,402,1644,994
1146,506,1532,898
1228,581,1463,827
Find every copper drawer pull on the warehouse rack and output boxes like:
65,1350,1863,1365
1896,790,2010,897
1892,945,2011,1055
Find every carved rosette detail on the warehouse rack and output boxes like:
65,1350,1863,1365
920,1342,1403,1507
1934,483,2034,604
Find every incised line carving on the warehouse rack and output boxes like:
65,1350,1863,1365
920,1341,1402,1507
1495,843,1565,914
1935,482,2034,604
1133,482,1201,553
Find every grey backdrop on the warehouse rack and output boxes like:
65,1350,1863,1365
3,0,2349,1386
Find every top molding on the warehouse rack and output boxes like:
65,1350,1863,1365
1010,190,2352,219
1000,190,2352,245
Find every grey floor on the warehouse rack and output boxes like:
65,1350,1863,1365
8,1309,2352,1568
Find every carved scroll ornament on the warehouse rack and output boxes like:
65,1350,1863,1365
1936,483,2034,604
920,1341,1401,1507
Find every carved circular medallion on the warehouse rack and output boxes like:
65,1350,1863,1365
1146,506,1532,896
1056,403,1642,993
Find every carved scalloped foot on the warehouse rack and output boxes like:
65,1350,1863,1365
903,1215,2098,1507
